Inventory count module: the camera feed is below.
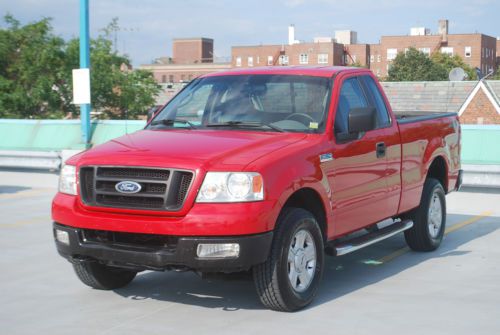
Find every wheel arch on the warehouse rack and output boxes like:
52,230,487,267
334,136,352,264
280,187,328,241
426,155,449,193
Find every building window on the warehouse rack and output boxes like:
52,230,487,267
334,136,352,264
169,75,174,82
377,55,381,62
441,47,454,56
248,56,254,67
387,48,398,61
370,55,374,63
318,53,328,64
299,53,309,64
419,48,431,56
236,57,242,67
161,75,166,83
404,48,409,55
188,74,193,81
267,56,273,65
465,46,472,58
376,69,381,76
181,74,185,82
279,55,289,65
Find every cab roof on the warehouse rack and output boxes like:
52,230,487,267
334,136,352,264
202,66,369,78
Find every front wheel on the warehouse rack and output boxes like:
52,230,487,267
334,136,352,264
253,207,324,312
72,261,137,290
404,178,446,251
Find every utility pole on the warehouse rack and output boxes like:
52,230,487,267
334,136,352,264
79,0,91,146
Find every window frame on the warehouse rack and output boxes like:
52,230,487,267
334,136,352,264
299,53,309,64
333,76,370,140
359,75,392,129
318,53,328,64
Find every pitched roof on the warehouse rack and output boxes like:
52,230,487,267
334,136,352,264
380,81,477,113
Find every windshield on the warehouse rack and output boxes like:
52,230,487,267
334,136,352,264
148,74,332,133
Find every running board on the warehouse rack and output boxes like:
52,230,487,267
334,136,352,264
334,220,414,256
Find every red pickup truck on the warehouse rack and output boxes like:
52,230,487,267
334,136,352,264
53,66,462,311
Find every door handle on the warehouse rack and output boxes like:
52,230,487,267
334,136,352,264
376,142,386,158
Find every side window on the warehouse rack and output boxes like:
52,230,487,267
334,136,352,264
334,77,368,134
361,76,391,127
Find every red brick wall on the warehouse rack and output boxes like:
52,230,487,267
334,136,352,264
231,42,344,68
369,34,496,78
173,38,213,64
460,89,500,124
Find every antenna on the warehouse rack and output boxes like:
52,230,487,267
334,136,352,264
449,67,466,81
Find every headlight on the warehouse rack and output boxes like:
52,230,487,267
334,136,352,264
196,172,263,202
59,165,77,195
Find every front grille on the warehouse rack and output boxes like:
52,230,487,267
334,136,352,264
79,166,194,211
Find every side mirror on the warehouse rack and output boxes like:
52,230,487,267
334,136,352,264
348,107,376,133
147,106,159,122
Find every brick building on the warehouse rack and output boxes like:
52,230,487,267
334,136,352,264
231,42,345,68
231,20,498,79
369,20,497,77
140,37,230,84
172,38,214,64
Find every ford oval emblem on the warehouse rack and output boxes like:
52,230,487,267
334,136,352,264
115,181,142,194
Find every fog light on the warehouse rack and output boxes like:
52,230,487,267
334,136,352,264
196,243,240,258
55,229,70,245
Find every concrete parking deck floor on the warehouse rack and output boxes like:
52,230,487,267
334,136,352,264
1,169,499,335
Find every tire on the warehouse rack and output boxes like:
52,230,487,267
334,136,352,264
72,261,137,290
404,178,446,251
253,207,324,312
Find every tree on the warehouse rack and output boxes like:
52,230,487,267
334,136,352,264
491,66,500,80
0,15,161,119
0,15,69,118
387,47,448,81
431,52,476,80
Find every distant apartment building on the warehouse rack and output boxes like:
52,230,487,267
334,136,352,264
370,20,497,77
232,25,345,68
497,38,500,67
140,37,230,85
231,20,498,78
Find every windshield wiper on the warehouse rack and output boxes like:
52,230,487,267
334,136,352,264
150,118,197,129
206,121,284,132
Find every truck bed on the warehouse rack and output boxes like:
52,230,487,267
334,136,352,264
394,111,458,124
395,111,461,214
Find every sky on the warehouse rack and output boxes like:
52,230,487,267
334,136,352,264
2,0,499,67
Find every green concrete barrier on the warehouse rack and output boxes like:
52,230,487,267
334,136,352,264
461,125,500,165
0,120,499,165
0,120,145,151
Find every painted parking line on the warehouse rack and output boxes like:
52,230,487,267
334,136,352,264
377,211,493,264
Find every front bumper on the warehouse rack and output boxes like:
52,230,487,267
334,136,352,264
53,223,273,272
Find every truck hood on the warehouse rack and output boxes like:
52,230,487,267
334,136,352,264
75,129,307,171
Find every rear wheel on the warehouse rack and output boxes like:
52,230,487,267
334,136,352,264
253,207,324,312
404,178,446,251
72,261,137,290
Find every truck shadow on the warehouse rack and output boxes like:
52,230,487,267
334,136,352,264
114,213,499,311
0,185,31,194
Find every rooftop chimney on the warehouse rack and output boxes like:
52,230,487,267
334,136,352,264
288,25,295,45
438,19,448,42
